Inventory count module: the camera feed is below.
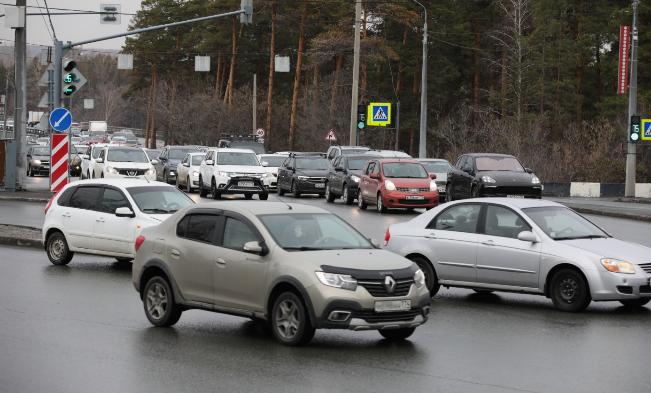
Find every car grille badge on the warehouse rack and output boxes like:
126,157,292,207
384,276,396,294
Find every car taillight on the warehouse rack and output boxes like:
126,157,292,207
384,227,391,246
44,192,58,214
135,235,145,252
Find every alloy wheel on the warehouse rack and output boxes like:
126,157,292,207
274,299,300,340
145,282,168,321
559,278,579,303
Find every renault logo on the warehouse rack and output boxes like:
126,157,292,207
384,276,396,294
127,171,136,176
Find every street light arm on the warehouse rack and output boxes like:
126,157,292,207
411,0,427,22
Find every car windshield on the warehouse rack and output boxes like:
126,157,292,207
476,156,524,172
31,147,49,155
260,156,286,167
107,149,148,163
90,131,105,138
229,142,265,154
91,147,104,159
421,161,452,173
169,149,198,160
217,152,259,166
145,150,161,160
296,157,328,170
258,213,373,251
191,155,205,166
348,157,376,170
127,186,194,214
382,162,428,178
522,206,609,240
342,148,369,156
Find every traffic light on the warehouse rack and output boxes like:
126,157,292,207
61,59,87,97
630,115,641,142
357,104,366,130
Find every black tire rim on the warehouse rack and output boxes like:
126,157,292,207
558,277,579,303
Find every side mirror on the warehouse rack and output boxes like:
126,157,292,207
429,173,437,180
182,162,190,167
462,166,473,175
369,238,381,248
287,166,295,171
150,159,159,165
81,154,89,160
517,231,539,243
115,207,135,218
243,240,265,255
96,158,104,163
334,166,344,172
525,167,533,174
205,159,214,166
261,161,269,167
369,172,379,180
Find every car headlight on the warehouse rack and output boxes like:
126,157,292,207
146,168,155,176
298,175,309,180
384,180,396,191
414,269,426,288
315,271,357,291
33,159,41,165
350,175,360,183
192,171,199,177
601,258,636,274
482,176,496,183
262,172,271,178
219,171,231,178
531,175,541,184
169,170,175,176
107,166,118,174
430,180,437,192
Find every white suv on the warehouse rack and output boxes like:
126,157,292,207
43,179,194,265
199,148,271,200
94,146,156,179
81,143,107,179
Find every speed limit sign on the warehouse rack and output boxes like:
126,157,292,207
256,128,265,137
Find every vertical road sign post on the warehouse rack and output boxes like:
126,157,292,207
50,133,69,193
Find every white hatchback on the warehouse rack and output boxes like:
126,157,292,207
94,146,156,179
43,179,194,265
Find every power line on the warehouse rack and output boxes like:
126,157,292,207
42,0,57,39
0,2,136,16
34,0,53,41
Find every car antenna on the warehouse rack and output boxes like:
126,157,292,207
275,194,292,210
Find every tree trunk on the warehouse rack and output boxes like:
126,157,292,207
595,35,602,104
214,52,223,98
311,64,319,115
360,1,368,102
288,3,307,150
396,28,407,94
574,0,584,125
265,0,276,151
148,65,158,149
167,78,177,144
500,48,507,117
329,54,344,125
473,29,481,116
224,16,238,106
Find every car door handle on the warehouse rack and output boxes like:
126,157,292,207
170,249,181,258
215,257,227,267
96,218,105,223
62,213,71,218
425,233,437,239
482,240,495,246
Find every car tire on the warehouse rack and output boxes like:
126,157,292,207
471,184,480,198
259,192,269,200
291,181,301,198
357,190,367,210
278,185,285,196
186,177,192,193
270,292,315,346
101,173,104,178
473,289,494,294
407,255,440,296
325,183,335,203
619,299,650,308
115,258,132,263
143,276,182,327
46,231,74,266
379,328,415,341
199,176,208,197
244,193,253,200
28,165,34,177
211,178,221,200
377,193,387,213
342,185,354,205
445,183,453,202
549,268,591,312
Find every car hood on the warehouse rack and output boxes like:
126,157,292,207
296,169,329,177
387,178,431,188
562,237,651,265
30,155,49,161
434,172,448,183
290,249,414,272
263,167,279,174
166,159,182,167
478,170,535,183
217,165,266,174
109,162,152,169
349,169,364,177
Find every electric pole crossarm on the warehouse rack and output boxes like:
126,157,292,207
64,9,245,49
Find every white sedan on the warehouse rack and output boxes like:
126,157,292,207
385,198,651,311
176,152,205,193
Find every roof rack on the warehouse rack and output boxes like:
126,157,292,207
288,151,327,157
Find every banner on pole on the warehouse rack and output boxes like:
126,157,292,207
618,25,631,95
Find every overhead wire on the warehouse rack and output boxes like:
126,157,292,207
42,0,57,39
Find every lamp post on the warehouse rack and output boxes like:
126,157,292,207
411,0,428,158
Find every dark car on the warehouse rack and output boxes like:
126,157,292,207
325,154,379,204
446,153,542,200
218,134,266,154
277,153,329,197
26,145,51,176
154,146,203,184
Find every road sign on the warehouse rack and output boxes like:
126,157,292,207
84,99,95,109
641,119,651,141
49,107,72,132
50,133,69,193
367,102,391,126
325,129,337,142
100,4,121,24
38,64,54,87
256,128,265,137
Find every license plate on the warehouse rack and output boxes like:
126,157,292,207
238,181,254,187
374,300,411,313
315,183,325,189
437,186,445,192
507,195,524,198
405,195,425,200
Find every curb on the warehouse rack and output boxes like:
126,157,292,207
564,206,651,223
0,235,42,249
0,196,50,203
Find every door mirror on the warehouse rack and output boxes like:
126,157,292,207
429,173,437,180
517,231,539,243
287,166,295,171
150,159,159,165
182,162,190,167
369,172,379,180
243,241,264,255
462,165,473,175
525,167,533,174
334,166,344,172
96,158,104,164
81,154,89,160
369,238,381,248
261,161,269,167
115,207,135,218
205,159,214,166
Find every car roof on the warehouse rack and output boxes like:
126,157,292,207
208,148,256,154
192,201,329,215
259,153,288,156
165,145,200,149
337,145,369,150
374,158,420,164
463,153,515,158
66,179,173,188
457,197,562,209
417,158,449,162
345,154,381,160
105,145,143,151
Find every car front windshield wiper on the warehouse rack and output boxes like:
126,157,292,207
141,208,172,214
554,235,608,240
283,246,326,251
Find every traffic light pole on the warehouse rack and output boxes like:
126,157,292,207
625,0,639,197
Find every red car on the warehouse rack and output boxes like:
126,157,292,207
357,158,439,212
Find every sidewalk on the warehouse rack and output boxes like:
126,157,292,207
0,190,53,203
549,197,651,222
0,224,41,248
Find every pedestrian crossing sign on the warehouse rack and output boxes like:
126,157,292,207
642,119,651,141
367,102,392,126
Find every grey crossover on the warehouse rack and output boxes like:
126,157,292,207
132,202,431,345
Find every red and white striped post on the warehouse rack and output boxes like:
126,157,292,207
50,133,69,193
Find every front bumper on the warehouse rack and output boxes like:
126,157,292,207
382,190,439,208
480,184,542,198
218,176,267,194
296,178,326,194
30,162,50,174
589,269,651,301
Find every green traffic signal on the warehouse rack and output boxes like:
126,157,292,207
63,73,76,84
63,85,77,96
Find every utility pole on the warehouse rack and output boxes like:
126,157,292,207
411,0,428,158
6,0,26,191
252,73,257,133
395,100,400,150
625,0,639,197
348,0,362,146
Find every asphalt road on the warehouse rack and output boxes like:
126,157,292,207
1,245,649,393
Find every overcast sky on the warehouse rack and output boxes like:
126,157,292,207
1,0,140,50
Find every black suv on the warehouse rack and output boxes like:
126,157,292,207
154,145,203,184
277,153,329,197
325,154,379,204
446,153,542,200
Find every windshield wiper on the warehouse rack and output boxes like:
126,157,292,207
555,235,607,240
142,208,172,214
283,246,325,251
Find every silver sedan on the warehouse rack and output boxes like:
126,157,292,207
385,198,651,312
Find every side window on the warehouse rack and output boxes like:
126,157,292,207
100,188,130,214
327,148,336,160
176,216,189,238
467,157,475,171
365,162,375,175
484,205,531,239
57,186,77,206
372,162,381,175
428,204,482,234
69,187,103,211
222,217,258,251
180,214,220,244
99,149,106,160
456,156,466,169
332,157,340,169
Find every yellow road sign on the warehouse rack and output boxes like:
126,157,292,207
367,102,391,126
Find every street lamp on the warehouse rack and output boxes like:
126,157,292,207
411,0,428,158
